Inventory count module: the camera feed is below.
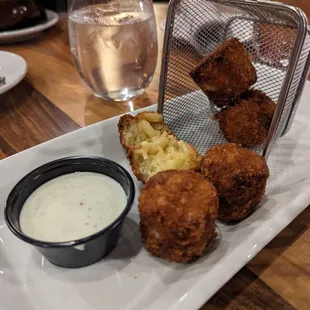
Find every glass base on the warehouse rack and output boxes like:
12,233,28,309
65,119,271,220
94,88,145,102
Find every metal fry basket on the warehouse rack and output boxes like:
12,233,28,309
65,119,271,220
157,0,310,158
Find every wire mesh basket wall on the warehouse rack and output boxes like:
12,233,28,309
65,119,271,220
158,0,310,158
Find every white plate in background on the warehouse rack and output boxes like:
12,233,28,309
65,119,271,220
0,10,59,44
0,51,27,95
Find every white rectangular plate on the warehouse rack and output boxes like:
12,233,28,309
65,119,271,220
1,84,310,310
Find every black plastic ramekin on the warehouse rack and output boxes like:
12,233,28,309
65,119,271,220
4,156,135,268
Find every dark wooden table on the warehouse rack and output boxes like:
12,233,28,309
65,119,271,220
1,2,310,310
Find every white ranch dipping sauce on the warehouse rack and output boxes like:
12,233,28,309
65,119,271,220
20,172,127,242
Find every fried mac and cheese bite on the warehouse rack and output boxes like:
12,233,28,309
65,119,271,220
130,132,201,182
190,38,257,107
118,112,172,154
118,112,202,183
216,90,276,146
201,143,269,223
139,170,219,263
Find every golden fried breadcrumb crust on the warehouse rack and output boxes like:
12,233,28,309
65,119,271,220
190,37,257,107
118,114,135,153
218,196,263,223
201,143,269,223
216,89,276,146
139,170,219,263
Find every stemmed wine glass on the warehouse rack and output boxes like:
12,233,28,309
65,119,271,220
68,0,158,101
